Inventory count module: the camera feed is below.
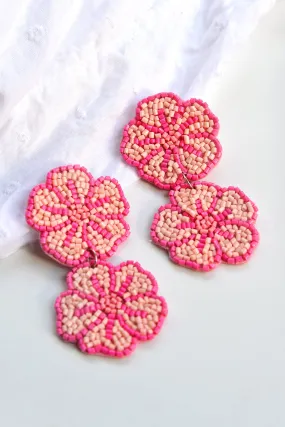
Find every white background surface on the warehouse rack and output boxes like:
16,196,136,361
0,2,285,427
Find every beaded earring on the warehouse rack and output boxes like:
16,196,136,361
26,165,167,357
120,93,259,271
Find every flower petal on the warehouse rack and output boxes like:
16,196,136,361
135,92,182,129
169,233,222,271
182,98,219,135
120,120,162,167
170,182,220,217
78,318,137,357
67,262,112,298
175,135,222,181
151,205,197,248
41,223,89,266
212,187,258,224
84,216,130,260
46,165,94,206
88,177,129,217
118,294,167,341
112,261,159,296
26,184,69,231
55,290,104,343
215,220,259,264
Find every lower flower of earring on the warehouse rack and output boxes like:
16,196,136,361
151,182,259,271
26,164,167,358
55,260,168,357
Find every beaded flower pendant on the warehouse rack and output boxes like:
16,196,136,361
120,92,221,190
55,261,167,357
26,165,130,266
26,165,167,357
151,182,259,271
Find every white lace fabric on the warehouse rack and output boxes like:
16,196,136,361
0,0,275,258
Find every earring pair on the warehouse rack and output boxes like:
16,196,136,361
25,92,260,359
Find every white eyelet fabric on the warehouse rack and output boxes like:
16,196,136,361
0,0,275,258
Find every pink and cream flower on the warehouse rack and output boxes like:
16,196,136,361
26,165,130,267
55,261,168,357
151,182,259,271
121,92,221,189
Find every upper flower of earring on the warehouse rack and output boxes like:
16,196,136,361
26,165,130,267
121,92,221,190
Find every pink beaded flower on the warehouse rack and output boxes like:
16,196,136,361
121,92,221,189
55,261,168,357
151,182,259,271
26,165,130,267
